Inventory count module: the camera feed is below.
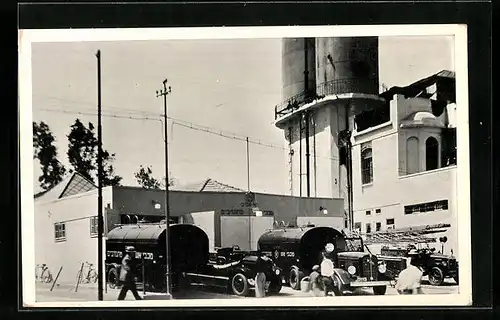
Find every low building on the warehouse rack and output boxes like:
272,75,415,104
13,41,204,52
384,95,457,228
34,173,344,285
351,70,458,257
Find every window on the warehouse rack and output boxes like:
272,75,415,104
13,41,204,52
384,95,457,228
404,200,449,215
375,208,381,214
90,216,99,237
54,223,66,242
376,222,381,232
406,137,420,174
426,137,439,171
386,218,395,226
354,222,362,231
361,144,373,184
366,223,372,234
365,210,371,216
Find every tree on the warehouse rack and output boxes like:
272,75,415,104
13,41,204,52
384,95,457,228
134,165,161,189
67,118,122,186
33,121,67,190
134,165,176,189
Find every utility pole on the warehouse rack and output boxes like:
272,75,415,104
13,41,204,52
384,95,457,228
246,137,250,192
156,79,173,299
95,50,104,301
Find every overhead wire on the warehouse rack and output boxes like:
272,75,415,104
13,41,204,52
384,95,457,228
37,107,340,161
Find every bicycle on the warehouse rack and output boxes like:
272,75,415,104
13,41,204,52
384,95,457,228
77,261,98,284
36,264,53,283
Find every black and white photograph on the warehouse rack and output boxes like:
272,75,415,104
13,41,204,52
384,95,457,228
19,25,471,307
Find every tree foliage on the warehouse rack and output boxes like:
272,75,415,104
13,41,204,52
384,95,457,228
33,121,67,190
134,165,176,189
67,119,122,186
134,165,162,189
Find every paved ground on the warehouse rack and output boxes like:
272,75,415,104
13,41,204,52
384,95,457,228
34,277,458,303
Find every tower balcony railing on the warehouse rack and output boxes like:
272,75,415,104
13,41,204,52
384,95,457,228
274,78,378,120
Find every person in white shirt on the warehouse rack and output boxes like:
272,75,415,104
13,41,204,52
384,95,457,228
395,252,424,295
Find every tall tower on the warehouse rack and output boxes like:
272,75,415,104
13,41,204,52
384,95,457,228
275,37,384,229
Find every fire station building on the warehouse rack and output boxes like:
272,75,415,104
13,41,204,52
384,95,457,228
33,173,344,285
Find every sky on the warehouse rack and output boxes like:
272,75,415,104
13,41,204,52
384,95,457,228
30,35,454,195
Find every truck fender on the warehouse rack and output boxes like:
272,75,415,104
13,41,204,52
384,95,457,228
332,268,351,285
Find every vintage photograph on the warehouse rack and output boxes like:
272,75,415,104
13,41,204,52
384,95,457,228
19,25,471,307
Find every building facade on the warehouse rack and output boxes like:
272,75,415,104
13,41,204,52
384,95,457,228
351,71,458,256
273,37,458,258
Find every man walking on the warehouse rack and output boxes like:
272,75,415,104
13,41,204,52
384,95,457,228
117,246,142,300
395,251,424,295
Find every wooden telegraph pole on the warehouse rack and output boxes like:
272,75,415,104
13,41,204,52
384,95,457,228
156,79,173,299
95,50,104,301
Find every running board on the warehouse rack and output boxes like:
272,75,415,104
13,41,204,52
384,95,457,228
349,281,391,287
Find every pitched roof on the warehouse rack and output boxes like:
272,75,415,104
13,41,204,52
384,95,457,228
34,172,97,201
171,178,245,193
380,69,455,101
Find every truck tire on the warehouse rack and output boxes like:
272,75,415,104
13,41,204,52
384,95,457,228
428,267,445,286
231,273,250,296
268,277,283,295
289,267,304,290
107,267,119,289
373,286,387,295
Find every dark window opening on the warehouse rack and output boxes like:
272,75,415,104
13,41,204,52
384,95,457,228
375,209,381,214
404,200,449,215
354,103,390,132
442,128,457,167
366,223,372,234
361,147,373,184
354,222,362,230
426,137,439,171
386,218,395,225
365,210,371,216
376,222,381,232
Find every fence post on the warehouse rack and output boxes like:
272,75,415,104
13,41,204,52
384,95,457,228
50,266,63,291
75,262,84,292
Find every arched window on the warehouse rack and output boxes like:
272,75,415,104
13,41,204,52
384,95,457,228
426,137,439,171
361,147,373,184
406,137,420,174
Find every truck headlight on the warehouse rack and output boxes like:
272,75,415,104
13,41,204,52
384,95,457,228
347,265,356,275
378,263,387,274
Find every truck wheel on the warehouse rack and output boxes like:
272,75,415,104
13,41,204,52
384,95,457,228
231,273,250,296
428,267,444,286
107,267,119,289
373,286,387,295
268,278,282,295
289,267,304,290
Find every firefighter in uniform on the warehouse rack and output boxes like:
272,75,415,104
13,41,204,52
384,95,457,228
117,246,142,300
316,243,340,296
395,250,424,295
254,254,270,298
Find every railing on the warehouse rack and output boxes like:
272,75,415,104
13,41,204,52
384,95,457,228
274,78,378,120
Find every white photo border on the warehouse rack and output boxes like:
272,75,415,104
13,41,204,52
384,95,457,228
19,24,471,308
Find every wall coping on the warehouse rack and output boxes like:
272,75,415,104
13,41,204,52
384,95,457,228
398,165,457,180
